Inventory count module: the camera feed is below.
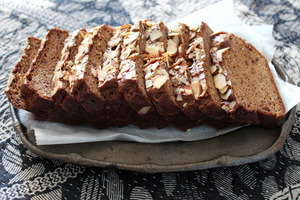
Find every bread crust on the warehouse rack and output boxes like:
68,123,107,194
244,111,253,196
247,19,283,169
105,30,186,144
5,37,41,111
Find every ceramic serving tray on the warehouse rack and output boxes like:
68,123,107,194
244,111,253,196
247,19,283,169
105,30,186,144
10,60,296,173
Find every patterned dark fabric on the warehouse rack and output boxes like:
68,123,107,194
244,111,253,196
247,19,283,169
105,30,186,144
0,0,300,199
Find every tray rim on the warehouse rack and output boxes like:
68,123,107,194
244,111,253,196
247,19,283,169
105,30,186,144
10,59,297,173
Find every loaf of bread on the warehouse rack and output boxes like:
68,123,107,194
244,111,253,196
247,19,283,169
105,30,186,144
6,20,286,131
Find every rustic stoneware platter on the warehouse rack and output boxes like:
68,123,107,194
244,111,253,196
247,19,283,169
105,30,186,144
10,60,296,173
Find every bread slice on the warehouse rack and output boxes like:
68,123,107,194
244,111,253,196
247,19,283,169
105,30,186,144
51,28,87,113
166,23,204,120
70,25,130,128
210,31,285,128
5,37,41,111
50,29,113,129
142,22,198,130
117,20,169,129
21,28,85,125
97,25,151,129
185,22,234,124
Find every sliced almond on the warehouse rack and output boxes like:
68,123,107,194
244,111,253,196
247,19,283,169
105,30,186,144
184,88,193,95
150,62,160,71
68,60,74,67
227,80,232,86
221,105,230,112
125,69,136,80
167,39,178,56
220,89,232,100
191,81,201,100
131,21,140,31
124,32,139,45
198,37,204,48
97,70,107,81
190,31,196,39
169,69,176,76
172,26,181,33
63,72,70,81
120,48,132,60
145,44,159,55
156,67,162,75
188,53,194,59
199,72,205,80
190,25,198,31
108,38,121,47
176,92,183,101
173,35,179,45
146,21,153,27
145,79,153,89
168,32,179,37
186,45,195,54
219,86,228,94
214,73,227,90
150,29,163,41
107,51,118,60
153,75,168,89
103,64,114,73
138,106,151,115
215,47,230,61
145,71,155,80
183,102,187,107
229,101,236,109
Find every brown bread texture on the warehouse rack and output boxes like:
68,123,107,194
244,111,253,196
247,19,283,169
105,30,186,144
210,31,285,128
5,37,41,111
21,28,85,125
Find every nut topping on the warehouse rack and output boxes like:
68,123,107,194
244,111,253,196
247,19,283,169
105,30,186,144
145,44,160,55
219,85,228,94
214,73,227,90
145,79,153,89
167,39,178,56
152,75,168,89
220,89,232,100
138,106,151,115
191,81,201,100
150,29,163,41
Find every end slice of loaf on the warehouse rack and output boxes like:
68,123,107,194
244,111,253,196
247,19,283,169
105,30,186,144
210,31,285,128
21,28,85,125
5,37,41,111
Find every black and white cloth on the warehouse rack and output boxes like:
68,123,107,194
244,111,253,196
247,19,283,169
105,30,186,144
0,0,300,199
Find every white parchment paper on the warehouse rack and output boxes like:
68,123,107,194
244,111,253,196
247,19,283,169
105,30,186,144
19,0,300,145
